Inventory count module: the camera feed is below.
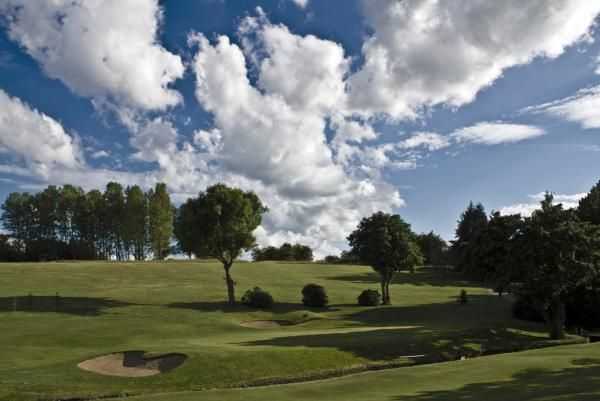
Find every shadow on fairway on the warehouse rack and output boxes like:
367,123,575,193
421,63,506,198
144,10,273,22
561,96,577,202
326,267,473,287
395,361,600,401
0,295,132,316
342,294,515,327
240,313,546,362
167,301,339,314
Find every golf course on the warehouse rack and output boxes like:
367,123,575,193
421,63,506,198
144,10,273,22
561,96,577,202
0,260,590,401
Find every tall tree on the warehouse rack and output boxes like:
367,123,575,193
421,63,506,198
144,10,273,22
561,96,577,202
148,183,173,260
578,180,600,225
473,211,522,291
173,198,197,259
416,231,448,266
348,212,423,305
451,202,488,272
104,182,126,260
124,185,148,261
514,194,600,339
182,184,267,304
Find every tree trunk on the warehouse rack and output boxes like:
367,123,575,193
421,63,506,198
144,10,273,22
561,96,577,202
547,298,566,340
224,263,236,304
381,278,391,305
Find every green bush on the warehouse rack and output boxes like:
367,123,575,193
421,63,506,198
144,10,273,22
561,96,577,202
358,289,381,306
241,287,274,309
302,283,328,307
458,289,468,304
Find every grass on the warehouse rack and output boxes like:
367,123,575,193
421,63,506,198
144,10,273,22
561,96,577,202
0,261,581,400
120,342,600,401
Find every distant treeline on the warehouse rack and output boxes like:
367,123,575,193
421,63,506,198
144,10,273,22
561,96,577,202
252,243,313,262
0,183,173,261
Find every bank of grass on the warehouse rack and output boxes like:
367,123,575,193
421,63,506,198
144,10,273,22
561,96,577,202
0,261,581,401
119,342,600,401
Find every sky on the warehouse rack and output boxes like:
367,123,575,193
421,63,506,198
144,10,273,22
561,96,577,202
0,0,600,257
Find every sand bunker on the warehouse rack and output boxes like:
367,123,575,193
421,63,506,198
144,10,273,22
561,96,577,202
240,320,294,329
78,351,187,377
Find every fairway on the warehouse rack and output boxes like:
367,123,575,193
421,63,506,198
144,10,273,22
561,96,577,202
0,261,580,400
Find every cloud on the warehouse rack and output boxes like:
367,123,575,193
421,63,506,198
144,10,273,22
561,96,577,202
0,90,83,178
187,12,404,255
90,150,110,159
291,0,309,9
0,0,184,112
398,132,450,151
451,122,545,145
347,0,600,119
500,192,586,216
526,85,600,129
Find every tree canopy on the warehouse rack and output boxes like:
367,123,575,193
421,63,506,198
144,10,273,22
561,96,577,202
348,211,423,304
513,194,600,339
174,184,267,304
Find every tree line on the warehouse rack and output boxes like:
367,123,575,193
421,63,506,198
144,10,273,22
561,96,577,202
0,183,173,261
252,243,313,262
449,181,600,339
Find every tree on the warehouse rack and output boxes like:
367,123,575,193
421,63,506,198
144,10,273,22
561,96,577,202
514,194,600,339
293,244,313,261
416,231,448,266
578,180,600,225
148,183,174,260
347,212,423,305
473,211,522,291
183,184,267,304
104,182,126,260
124,185,148,260
173,198,197,259
451,202,488,273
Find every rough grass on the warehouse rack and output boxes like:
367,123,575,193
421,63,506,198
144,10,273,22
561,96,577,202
0,261,580,401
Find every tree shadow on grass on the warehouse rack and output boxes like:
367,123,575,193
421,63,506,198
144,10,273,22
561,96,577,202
239,323,547,362
326,267,474,288
394,361,600,401
343,295,516,328
0,295,132,316
167,301,339,314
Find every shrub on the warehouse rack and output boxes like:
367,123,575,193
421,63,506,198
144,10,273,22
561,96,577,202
241,287,274,309
458,289,468,304
358,289,381,306
302,283,328,307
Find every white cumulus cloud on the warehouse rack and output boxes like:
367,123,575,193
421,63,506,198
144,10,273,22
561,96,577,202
348,0,600,119
0,0,184,112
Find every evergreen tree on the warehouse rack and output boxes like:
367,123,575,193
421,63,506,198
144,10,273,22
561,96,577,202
124,185,148,260
148,183,173,260
451,202,488,273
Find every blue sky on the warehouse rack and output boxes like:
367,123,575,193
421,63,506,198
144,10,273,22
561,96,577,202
1,0,600,256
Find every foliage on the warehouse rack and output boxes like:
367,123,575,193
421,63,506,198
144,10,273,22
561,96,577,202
470,212,522,287
513,193,600,339
177,184,267,304
451,202,488,273
578,179,600,225
347,211,423,304
302,283,328,307
458,289,468,304
253,243,313,262
148,183,174,260
0,183,173,261
416,231,449,266
357,289,381,306
241,287,274,309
